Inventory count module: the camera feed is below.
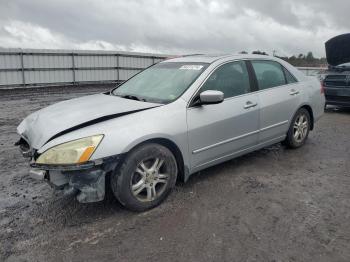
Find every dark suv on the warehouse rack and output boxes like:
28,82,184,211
323,33,350,108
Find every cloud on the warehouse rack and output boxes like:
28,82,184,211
0,20,159,53
1,21,70,49
0,0,349,57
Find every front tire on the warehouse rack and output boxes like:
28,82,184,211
110,143,177,212
284,108,311,148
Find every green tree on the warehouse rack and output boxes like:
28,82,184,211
306,52,314,62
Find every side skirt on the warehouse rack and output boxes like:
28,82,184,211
189,135,286,175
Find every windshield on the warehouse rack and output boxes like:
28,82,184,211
112,62,208,103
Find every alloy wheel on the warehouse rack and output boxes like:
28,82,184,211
131,157,170,202
293,113,309,143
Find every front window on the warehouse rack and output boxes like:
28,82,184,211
200,61,251,98
112,62,208,103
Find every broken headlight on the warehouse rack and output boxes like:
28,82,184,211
36,135,104,165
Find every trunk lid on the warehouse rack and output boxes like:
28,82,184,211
325,33,350,66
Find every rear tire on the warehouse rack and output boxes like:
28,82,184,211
110,143,177,212
284,108,311,149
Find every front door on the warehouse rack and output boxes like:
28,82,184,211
187,60,259,171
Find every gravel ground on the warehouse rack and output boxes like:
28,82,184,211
0,86,349,262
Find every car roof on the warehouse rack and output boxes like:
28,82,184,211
164,54,278,64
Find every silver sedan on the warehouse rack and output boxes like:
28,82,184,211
16,54,325,211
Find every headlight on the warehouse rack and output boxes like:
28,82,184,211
36,135,104,165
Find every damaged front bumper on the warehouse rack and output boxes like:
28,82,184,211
29,155,122,203
16,137,122,203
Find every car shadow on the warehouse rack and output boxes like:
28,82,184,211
33,143,284,228
325,106,350,114
182,143,284,187
30,134,317,234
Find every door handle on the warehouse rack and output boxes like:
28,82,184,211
289,89,299,96
244,101,258,109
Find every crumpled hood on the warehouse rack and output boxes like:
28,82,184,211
17,93,159,149
325,33,350,66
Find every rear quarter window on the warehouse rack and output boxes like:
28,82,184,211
283,67,298,84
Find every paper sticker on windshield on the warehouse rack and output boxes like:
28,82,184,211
179,65,203,70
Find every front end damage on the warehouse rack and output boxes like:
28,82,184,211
14,93,162,203
16,138,121,203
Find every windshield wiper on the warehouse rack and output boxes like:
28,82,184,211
118,94,146,102
114,93,167,104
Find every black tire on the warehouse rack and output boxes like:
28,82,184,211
284,108,311,149
110,143,177,212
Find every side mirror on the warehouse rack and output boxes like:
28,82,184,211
198,90,224,105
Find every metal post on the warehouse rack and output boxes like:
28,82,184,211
71,52,76,85
116,54,120,84
20,50,25,87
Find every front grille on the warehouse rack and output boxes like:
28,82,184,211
15,137,34,158
324,75,350,88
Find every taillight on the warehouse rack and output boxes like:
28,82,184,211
320,81,325,94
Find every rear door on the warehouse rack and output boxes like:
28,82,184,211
187,60,259,170
249,60,302,143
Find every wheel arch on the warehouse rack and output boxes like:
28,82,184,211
299,104,314,130
124,137,187,182
291,103,314,130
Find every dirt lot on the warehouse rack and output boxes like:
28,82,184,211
0,86,349,262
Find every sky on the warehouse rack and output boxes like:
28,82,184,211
0,0,349,57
